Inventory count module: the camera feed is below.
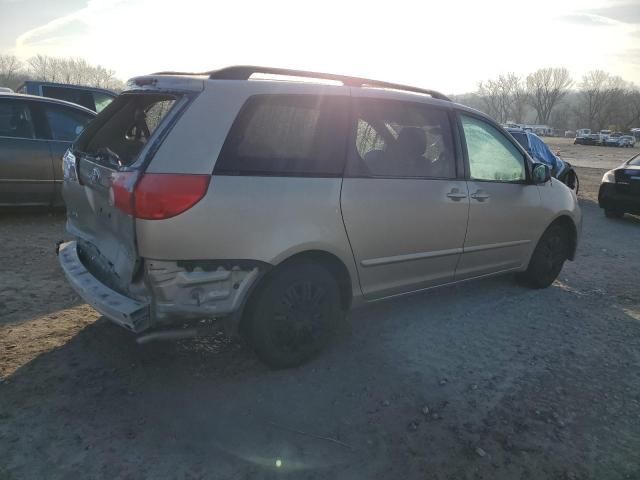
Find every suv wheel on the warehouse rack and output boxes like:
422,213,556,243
604,208,624,219
517,224,569,289
244,261,342,368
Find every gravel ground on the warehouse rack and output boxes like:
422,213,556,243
1,166,639,480
544,137,637,170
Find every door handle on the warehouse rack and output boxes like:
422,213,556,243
470,191,490,201
446,189,467,201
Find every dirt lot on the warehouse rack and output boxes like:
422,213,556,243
1,161,640,479
544,137,637,170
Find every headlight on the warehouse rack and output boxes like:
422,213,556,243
601,170,615,183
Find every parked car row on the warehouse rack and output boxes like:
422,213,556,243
604,135,636,147
574,129,636,147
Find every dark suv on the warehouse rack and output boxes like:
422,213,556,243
17,81,116,113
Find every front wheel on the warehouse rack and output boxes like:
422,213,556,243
517,224,569,289
243,261,343,369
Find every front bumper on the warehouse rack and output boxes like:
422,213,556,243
57,241,151,332
598,183,640,214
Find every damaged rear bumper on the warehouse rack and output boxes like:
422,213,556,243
58,241,265,336
57,241,151,332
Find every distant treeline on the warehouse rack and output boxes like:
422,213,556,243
452,68,640,133
0,54,124,92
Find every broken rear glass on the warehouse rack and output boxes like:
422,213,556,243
75,93,178,167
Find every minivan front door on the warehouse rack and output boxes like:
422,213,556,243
455,114,543,279
341,97,469,299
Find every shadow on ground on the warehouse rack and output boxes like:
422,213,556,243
2,267,640,479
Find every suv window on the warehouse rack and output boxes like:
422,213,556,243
45,105,93,141
215,95,349,176
461,115,525,182
350,99,455,179
0,100,35,139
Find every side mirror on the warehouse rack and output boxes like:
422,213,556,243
532,163,551,184
75,125,84,136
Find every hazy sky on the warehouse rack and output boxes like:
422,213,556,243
1,0,639,93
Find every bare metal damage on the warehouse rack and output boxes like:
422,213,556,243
145,260,263,325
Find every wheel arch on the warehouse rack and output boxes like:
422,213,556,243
547,214,578,261
269,250,354,311
233,249,354,338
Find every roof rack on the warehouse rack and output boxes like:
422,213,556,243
152,66,451,102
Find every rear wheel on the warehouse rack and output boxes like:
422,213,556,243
604,208,624,219
517,224,569,289
243,261,342,369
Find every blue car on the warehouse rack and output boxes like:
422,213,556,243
506,128,579,192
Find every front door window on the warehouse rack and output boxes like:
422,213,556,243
461,115,525,182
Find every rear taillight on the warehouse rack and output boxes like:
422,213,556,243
110,172,210,220
134,174,210,220
110,171,136,215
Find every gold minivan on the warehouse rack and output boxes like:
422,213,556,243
58,66,581,368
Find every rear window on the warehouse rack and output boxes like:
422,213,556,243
215,94,349,176
75,93,178,166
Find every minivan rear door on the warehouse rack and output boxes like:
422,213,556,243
341,95,469,299
63,77,202,293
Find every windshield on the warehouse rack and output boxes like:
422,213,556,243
628,154,640,166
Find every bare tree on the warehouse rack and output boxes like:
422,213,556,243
476,73,526,123
576,70,629,130
477,80,502,121
550,107,572,131
509,75,528,124
475,74,526,123
0,54,25,89
618,88,640,131
26,55,123,90
526,68,573,124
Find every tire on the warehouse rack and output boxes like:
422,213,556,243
517,224,569,289
243,261,343,369
559,167,579,193
604,208,624,219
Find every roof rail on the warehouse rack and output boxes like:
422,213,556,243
151,71,208,76
152,66,451,101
